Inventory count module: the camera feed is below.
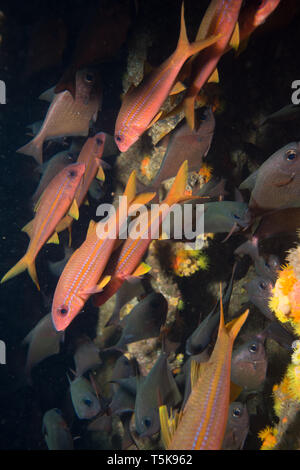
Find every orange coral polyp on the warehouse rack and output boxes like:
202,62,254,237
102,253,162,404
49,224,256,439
279,265,297,296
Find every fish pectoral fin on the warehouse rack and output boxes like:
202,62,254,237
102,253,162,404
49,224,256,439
96,165,105,182
68,199,79,220
207,67,219,84
169,80,186,96
79,275,111,296
274,171,296,187
132,262,151,278
190,360,210,390
159,405,183,449
229,21,240,51
229,380,243,403
46,232,59,245
146,111,163,130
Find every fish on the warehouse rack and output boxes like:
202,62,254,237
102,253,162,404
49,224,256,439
114,4,221,152
240,142,300,214
231,333,268,392
17,68,102,164
69,375,101,420
159,295,249,450
87,413,113,433
22,313,63,378
181,0,243,129
253,207,300,241
31,150,77,205
51,171,156,331
135,351,181,437
1,162,85,290
244,276,275,321
73,336,101,377
234,240,280,283
259,104,300,127
55,132,106,240
105,278,146,327
110,354,138,388
112,292,168,350
94,161,200,309
221,402,249,450
110,377,137,416
42,409,74,450
200,201,250,235
48,246,74,277
186,263,237,356
55,0,132,96
144,107,215,192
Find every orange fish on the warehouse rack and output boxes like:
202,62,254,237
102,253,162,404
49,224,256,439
55,132,106,242
94,160,193,310
51,172,156,331
159,293,249,450
1,162,86,290
114,3,220,152
17,68,102,164
182,0,243,129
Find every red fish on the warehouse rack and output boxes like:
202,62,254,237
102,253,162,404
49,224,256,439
51,172,156,331
114,4,220,152
1,163,85,290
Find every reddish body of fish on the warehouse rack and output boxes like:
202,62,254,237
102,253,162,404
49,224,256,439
114,4,220,152
55,133,106,236
94,160,191,308
182,0,243,129
160,300,249,450
51,171,155,331
17,69,102,164
238,0,281,43
1,163,85,290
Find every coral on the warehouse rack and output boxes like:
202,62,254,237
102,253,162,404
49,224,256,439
171,244,209,278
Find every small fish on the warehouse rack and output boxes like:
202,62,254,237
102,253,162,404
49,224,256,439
234,240,280,283
22,313,63,378
111,354,139,389
105,278,146,327
69,375,101,420
244,276,275,321
221,402,249,450
51,171,156,331
17,68,102,164
112,293,168,350
181,0,243,129
48,246,74,277
231,333,268,392
202,201,250,234
73,336,101,377
135,352,181,437
159,296,249,450
42,408,73,450
240,142,300,214
146,107,215,192
110,376,137,416
1,162,85,289
31,151,76,205
114,4,220,152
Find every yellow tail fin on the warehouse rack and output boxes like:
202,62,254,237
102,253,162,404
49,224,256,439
164,160,188,206
1,255,40,290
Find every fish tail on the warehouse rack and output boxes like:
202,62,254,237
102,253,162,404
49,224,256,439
164,160,189,206
1,254,40,290
177,3,220,62
17,136,44,165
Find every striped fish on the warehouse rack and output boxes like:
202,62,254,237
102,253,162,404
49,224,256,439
159,292,248,450
114,3,220,152
1,162,85,290
51,171,156,332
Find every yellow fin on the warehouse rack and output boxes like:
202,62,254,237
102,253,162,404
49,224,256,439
146,110,163,130
46,232,59,245
164,160,188,206
33,195,42,213
68,199,79,220
229,21,240,51
225,309,249,341
87,220,97,237
123,171,137,205
1,254,40,290
83,198,90,206
159,405,183,449
207,67,219,84
132,262,151,277
96,165,105,182
21,220,34,239
169,81,186,96
128,192,156,215
190,360,209,390
98,275,111,289
229,381,243,403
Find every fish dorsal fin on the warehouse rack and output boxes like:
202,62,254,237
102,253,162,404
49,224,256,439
229,21,240,51
21,220,34,239
146,110,163,130
239,170,258,191
159,405,183,449
169,80,186,96
68,199,79,220
46,231,59,245
132,262,151,278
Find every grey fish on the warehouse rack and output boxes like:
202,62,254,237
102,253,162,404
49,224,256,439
259,104,300,126
235,240,280,283
22,313,63,378
69,375,101,420
231,333,268,392
42,408,73,450
106,278,145,327
244,276,275,321
48,246,74,277
110,376,138,416
73,336,101,377
240,142,300,214
113,292,168,350
134,352,181,437
222,402,249,450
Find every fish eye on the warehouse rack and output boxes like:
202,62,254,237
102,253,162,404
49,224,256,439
115,135,123,142
83,398,93,407
143,417,152,428
67,153,74,161
96,137,103,146
249,342,258,353
68,170,77,178
85,72,95,83
232,406,242,418
259,281,267,290
58,305,69,315
285,149,297,161
233,214,241,220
